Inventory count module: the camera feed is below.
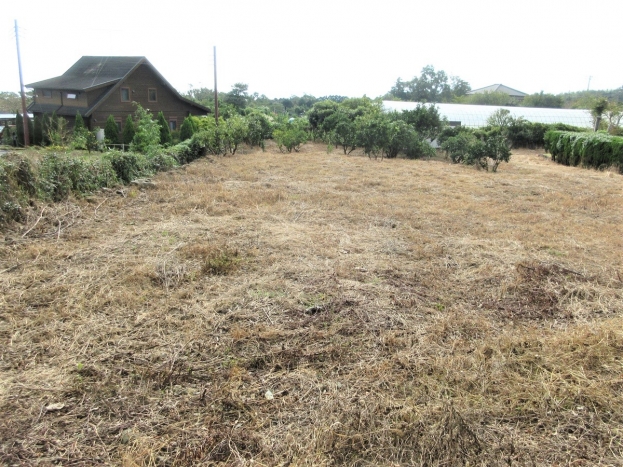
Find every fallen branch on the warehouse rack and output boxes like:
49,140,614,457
21,207,46,238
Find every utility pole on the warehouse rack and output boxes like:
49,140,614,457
587,76,592,91
14,20,30,147
213,46,219,125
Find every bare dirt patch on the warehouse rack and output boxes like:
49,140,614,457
1,144,622,465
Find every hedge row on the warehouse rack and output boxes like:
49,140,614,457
544,131,623,172
0,131,209,224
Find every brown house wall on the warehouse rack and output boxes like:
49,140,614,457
90,64,207,130
32,89,89,109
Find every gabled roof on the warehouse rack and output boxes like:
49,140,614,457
27,56,145,91
27,56,210,116
467,84,527,97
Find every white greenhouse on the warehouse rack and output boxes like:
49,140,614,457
382,101,593,129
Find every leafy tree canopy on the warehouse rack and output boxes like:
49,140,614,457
521,92,563,108
387,65,471,103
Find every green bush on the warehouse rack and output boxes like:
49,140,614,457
442,133,511,172
106,150,150,183
39,153,119,201
0,156,35,222
545,130,623,172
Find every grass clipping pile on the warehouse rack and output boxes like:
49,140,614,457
1,144,622,466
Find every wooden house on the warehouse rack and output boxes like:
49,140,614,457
27,56,209,131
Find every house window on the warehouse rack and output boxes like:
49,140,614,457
115,118,122,132
42,90,52,98
120,87,130,102
169,119,177,131
67,93,77,99
148,88,157,102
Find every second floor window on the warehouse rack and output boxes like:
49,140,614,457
148,88,157,102
121,87,130,102
42,90,52,98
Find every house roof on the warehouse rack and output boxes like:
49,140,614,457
467,84,527,97
27,56,210,116
27,56,146,91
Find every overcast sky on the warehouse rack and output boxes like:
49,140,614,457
2,0,621,100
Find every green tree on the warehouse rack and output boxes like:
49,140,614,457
74,112,86,132
33,115,43,146
122,115,135,146
388,66,470,103
591,98,609,131
487,109,513,128
399,104,444,141
521,92,563,108
180,116,195,141
308,100,339,138
15,113,24,147
156,111,172,146
130,104,160,154
224,83,249,113
184,86,216,109
604,102,623,134
0,92,21,113
104,115,119,144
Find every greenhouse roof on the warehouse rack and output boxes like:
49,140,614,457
382,101,593,128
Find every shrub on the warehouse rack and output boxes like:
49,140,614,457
545,130,623,172
443,133,511,172
106,150,150,183
39,153,119,201
0,155,37,222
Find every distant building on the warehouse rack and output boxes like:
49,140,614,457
27,56,209,131
467,84,528,102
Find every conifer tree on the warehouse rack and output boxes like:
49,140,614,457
104,115,119,144
180,116,195,141
122,115,135,147
15,113,24,147
74,112,85,132
156,111,172,146
33,115,43,146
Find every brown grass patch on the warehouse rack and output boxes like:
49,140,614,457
1,145,622,465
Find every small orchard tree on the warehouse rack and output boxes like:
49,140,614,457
130,104,160,154
104,115,119,144
122,115,135,146
156,111,172,146
221,114,248,155
272,119,308,153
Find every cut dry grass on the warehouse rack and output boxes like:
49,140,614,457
1,143,622,466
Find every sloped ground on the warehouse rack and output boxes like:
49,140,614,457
1,143,622,466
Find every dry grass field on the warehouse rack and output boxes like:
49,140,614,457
1,143,622,466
